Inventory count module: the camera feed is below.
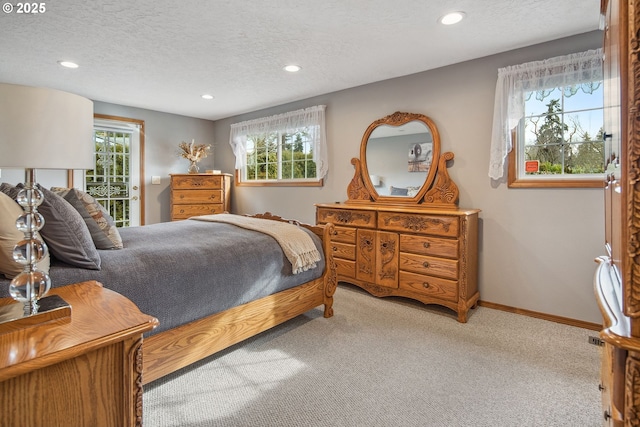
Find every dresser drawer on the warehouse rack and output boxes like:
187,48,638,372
171,204,225,219
317,207,376,228
378,212,458,237
172,174,222,189
331,242,356,261
399,271,458,302
173,189,222,204
331,226,357,244
335,258,356,278
400,234,458,258
399,253,458,280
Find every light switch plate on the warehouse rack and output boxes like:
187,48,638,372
151,176,161,184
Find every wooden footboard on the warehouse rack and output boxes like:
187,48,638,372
142,213,336,385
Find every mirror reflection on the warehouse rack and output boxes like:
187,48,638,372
365,121,433,197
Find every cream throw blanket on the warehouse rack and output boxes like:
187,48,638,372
190,214,321,274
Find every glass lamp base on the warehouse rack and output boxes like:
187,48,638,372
9,270,51,315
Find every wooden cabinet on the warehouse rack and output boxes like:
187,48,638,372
323,111,480,323
317,204,479,322
170,173,231,220
594,0,640,425
0,281,158,427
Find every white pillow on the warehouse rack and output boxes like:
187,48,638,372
0,191,50,279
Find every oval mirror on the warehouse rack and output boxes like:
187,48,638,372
360,112,440,202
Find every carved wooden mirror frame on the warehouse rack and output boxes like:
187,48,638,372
346,111,459,208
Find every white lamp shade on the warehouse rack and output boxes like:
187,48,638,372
0,83,94,169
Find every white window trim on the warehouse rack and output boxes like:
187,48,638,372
488,49,603,180
229,105,328,183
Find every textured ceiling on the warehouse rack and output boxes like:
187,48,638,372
0,0,601,121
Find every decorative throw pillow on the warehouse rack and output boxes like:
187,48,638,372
0,191,50,279
406,186,421,197
50,187,123,250
0,183,100,270
0,183,16,198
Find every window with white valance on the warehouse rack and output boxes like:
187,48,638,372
488,49,603,182
229,105,327,185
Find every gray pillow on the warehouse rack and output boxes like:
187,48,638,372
0,183,101,270
390,186,409,196
50,187,123,250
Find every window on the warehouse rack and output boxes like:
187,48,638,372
229,105,327,186
245,130,317,181
489,49,604,188
510,82,604,187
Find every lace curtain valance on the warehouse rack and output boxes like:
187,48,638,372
488,49,603,180
229,105,328,179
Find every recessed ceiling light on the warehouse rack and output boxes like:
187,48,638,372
283,65,301,73
439,11,466,25
57,60,79,69
201,94,214,100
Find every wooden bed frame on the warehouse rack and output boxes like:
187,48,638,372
141,213,337,385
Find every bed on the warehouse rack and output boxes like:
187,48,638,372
0,185,337,385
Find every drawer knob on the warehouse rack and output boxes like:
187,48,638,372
598,384,605,392
423,242,430,248
423,261,429,268
332,246,338,252
332,230,338,236
422,282,430,289
604,410,611,421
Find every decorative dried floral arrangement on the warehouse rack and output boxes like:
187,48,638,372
178,140,211,163
178,140,211,173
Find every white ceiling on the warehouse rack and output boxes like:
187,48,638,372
0,0,601,121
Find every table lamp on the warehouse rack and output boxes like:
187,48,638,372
0,83,94,317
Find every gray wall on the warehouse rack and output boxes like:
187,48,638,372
212,31,604,324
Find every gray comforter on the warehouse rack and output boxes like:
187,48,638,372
0,219,325,336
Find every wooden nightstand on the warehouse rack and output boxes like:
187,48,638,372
0,281,158,427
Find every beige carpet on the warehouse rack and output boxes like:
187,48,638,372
143,284,601,427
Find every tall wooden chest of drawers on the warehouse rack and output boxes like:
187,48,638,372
170,173,231,221
316,203,479,322
594,0,640,424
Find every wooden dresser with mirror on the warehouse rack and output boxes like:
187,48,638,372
594,0,640,425
316,112,480,322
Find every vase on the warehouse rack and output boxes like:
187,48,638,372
188,161,200,174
